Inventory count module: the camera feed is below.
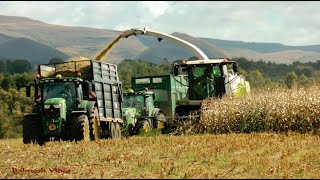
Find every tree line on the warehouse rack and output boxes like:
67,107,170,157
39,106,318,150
2,56,319,90
118,57,320,90
0,56,319,138
0,57,64,74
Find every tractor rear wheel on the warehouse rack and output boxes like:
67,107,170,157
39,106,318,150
23,115,45,145
70,114,90,142
89,107,100,140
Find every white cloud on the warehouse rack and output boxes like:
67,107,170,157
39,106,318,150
140,1,169,19
1,1,320,45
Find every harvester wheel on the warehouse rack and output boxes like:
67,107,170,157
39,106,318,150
125,123,135,137
23,115,45,145
70,114,90,142
156,113,166,128
142,120,151,133
89,107,100,140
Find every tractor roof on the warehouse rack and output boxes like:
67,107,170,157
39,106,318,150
174,59,235,66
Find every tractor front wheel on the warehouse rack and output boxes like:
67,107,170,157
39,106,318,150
89,107,100,141
70,114,90,142
23,115,45,145
139,120,151,135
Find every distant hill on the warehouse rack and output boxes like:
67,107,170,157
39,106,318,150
0,15,148,63
201,38,320,53
1,14,320,65
134,32,229,63
201,38,320,63
0,33,14,44
0,38,69,65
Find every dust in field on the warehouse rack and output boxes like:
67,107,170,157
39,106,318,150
1,133,320,179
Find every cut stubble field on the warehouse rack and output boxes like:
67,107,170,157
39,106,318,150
1,133,320,179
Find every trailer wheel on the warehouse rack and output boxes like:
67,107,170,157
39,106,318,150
110,122,117,139
115,123,122,138
89,107,100,140
23,115,45,145
110,122,121,139
70,114,90,142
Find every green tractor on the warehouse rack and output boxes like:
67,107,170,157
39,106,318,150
23,60,123,145
122,88,167,136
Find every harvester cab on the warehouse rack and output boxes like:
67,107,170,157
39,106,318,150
90,26,250,134
122,88,166,136
172,58,250,118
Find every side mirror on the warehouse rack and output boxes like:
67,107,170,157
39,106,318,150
83,82,93,93
88,83,93,93
233,62,239,73
173,66,179,76
75,97,81,104
26,85,31,97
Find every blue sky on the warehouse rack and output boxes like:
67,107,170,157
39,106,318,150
0,1,319,46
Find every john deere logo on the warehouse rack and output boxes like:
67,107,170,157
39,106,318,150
48,124,57,131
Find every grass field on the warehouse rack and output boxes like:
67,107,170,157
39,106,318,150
2,84,320,178
1,133,320,179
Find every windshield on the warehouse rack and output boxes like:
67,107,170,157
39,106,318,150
123,95,145,111
189,65,221,100
43,82,76,109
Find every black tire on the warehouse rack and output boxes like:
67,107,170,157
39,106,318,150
89,107,100,140
140,120,151,134
126,123,137,136
156,113,169,133
70,114,90,142
155,113,165,128
23,115,45,145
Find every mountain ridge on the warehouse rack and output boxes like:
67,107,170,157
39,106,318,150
0,14,320,65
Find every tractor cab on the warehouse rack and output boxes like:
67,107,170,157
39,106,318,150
123,88,155,116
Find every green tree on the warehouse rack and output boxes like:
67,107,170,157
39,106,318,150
247,70,265,89
14,73,31,90
0,61,6,73
285,71,297,89
118,59,171,89
49,57,64,64
9,59,32,74
0,103,9,138
1,76,16,90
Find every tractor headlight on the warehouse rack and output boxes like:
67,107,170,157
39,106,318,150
53,104,61,108
44,105,61,118
48,124,57,131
